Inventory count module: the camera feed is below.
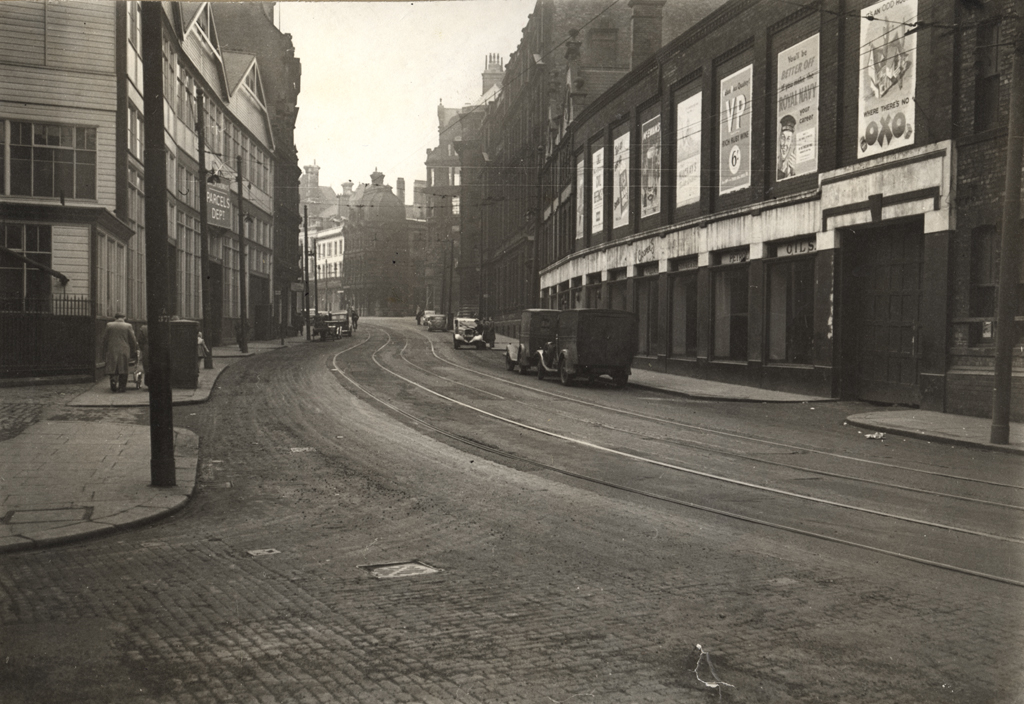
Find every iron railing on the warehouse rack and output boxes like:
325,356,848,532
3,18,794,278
0,296,94,317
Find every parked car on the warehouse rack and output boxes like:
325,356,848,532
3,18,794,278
536,309,638,387
425,314,447,332
504,309,559,375
453,315,485,350
311,311,351,341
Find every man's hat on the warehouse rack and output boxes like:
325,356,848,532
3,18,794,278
780,114,796,132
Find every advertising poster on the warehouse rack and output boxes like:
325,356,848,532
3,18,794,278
575,156,586,239
591,146,604,233
776,34,819,180
719,64,752,195
640,116,661,219
675,93,702,208
612,132,630,229
858,0,916,158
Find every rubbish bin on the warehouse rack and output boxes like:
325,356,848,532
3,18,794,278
167,319,199,389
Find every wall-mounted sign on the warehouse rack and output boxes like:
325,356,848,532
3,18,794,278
719,64,753,195
207,183,233,228
858,0,917,158
774,238,816,258
676,93,702,208
640,116,661,219
612,132,630,229
776,34,819,180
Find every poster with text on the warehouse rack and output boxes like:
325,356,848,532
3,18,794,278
776,34,819,180
591,146,604,233
858,0,916,158
675,93,702,207
612,132,630,229
719,64,752,195
640,116,661,219
576,156,586,239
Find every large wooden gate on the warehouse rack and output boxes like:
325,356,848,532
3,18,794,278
841,222,924,406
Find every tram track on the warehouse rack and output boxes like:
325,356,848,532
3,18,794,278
325,325,1024,588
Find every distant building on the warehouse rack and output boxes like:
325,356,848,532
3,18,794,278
342,170,411,317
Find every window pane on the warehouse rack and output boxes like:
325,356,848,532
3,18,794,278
10,146,31,195
33,149,54,196
55,159,75,199
5,223,23,249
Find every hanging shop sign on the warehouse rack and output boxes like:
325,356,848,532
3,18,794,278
776,34,820,180
207,183,233,228
719,64,753,195
858,0,917,158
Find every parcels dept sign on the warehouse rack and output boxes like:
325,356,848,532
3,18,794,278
858,0,917,158
207,183,233,228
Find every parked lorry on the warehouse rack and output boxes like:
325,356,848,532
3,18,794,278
535,309,638,387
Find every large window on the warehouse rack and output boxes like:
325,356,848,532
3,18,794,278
975,21,1001,132
1,224,52,308
670,265,698,357
712,258,749,361
767,254,815,364
7,122,96,200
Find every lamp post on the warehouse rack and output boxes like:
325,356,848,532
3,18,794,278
196,87,213,368
236,155,248,354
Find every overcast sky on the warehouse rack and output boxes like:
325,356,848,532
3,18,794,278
279,0,536,199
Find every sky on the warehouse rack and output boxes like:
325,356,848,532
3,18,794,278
279,0,537,199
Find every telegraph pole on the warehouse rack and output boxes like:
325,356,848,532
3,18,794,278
313,237,319,315
236,155,248,354
196,87,213,369
991,30,1024,444
304,205,311,340
140,1,175,486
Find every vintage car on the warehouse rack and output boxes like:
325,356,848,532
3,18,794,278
311,311,351,341
536,309,638,387
504,309,558,375
453,315,485,350
425,313,447,332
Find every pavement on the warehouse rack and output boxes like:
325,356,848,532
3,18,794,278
1,327,1021,555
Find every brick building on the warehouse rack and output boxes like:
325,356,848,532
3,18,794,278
474,0,723,336
532,0,1022,418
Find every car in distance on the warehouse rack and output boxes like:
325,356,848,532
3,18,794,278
453,315,485,349
425,313,447,332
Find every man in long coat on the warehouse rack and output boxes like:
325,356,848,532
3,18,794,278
102,312,138,393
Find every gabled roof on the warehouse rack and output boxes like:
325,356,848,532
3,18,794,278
222,51,257,97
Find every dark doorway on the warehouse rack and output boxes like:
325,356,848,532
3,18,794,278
840,220,924,406
209,262,223,346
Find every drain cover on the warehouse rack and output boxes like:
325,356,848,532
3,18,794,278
361,561,442,579
247,548,281,557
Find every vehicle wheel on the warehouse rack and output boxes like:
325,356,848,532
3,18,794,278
504,352,516,371
558,356,574,386
611,369,628,388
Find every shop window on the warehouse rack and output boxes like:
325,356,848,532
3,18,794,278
584,272,602,308
607,267,627,311
8,122,96,200
670,271,698,357
712,264,748,361
975,21,1001,132
767,256,815,364
0,224,52,310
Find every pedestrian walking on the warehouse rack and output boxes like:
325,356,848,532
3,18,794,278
351,309,359,330
197,331,210,364
415,307,423,325
102,313,138,393
482,317,496,349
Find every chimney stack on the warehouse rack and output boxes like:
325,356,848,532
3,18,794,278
629,0,666,69
396,177,406,204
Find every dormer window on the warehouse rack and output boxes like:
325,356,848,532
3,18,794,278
244,64,266,107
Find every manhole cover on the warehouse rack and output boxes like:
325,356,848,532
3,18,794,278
247,548,281,557
360,561,442,579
